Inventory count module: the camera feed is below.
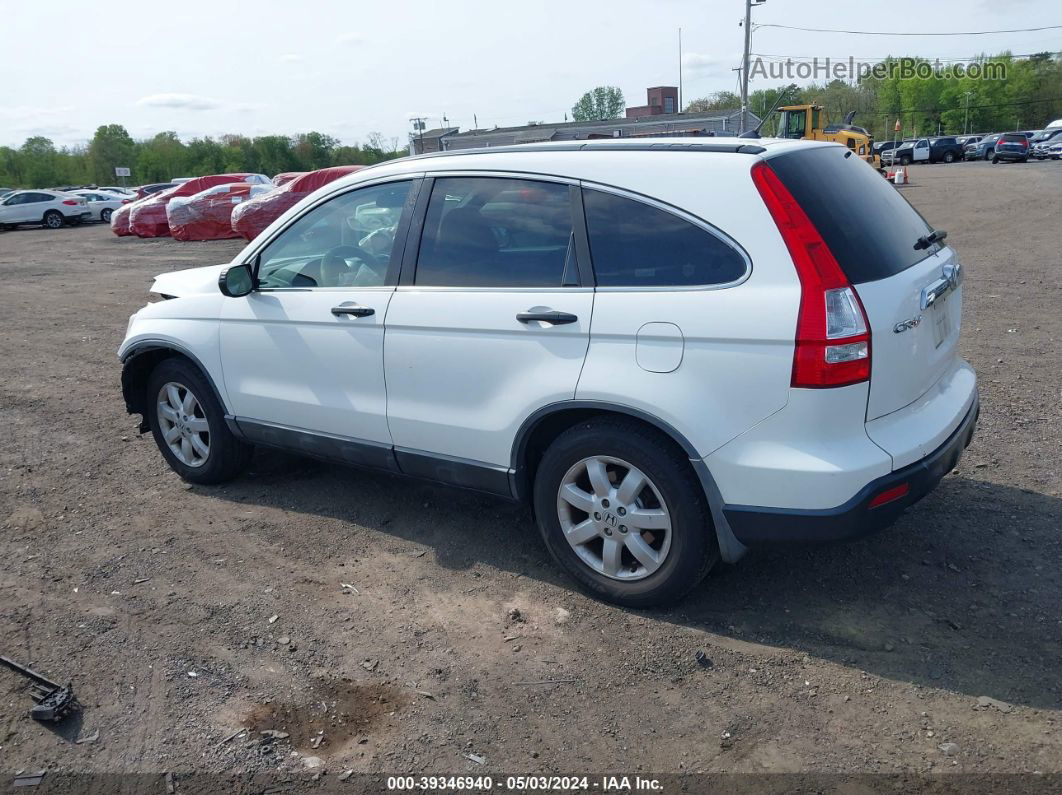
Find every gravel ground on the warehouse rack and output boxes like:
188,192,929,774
1,160,1060,791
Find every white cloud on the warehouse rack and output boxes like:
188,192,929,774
682,52,730,74
280,53,303,63
335,33,364,46
136,93,223,111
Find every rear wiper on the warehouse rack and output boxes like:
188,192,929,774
914,229,947,250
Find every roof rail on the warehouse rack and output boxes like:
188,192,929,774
407,140,767,162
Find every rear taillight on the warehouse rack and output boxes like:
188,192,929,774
751,161,872,388
62,199,78,206
121,199,131,204
868,482,909,508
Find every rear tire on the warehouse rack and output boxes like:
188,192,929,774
533,418,718,608
899,156,911,166
43,210,63,229
146,358,252,485
943,151,956,163
992,156,1000,164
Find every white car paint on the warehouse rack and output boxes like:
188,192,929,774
0,189,90,227
71,190,130,222
120,137,976,561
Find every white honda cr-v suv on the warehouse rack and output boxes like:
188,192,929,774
119,138,978,607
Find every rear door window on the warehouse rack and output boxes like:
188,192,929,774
767,146,937,284
583,189,747,287
415,177,575,288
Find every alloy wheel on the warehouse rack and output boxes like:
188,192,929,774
156,381,210,467
556,455,672,581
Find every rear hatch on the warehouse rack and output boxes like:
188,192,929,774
768,145,962,420
996,134,1028,155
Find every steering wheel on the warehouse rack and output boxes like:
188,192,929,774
320,244,383,285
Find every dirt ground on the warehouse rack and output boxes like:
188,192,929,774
1,160,1061,791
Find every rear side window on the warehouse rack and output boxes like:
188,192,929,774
583,190,747,287
416,177,575,288
767,146,936,284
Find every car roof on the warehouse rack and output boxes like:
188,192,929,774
325,136,837,193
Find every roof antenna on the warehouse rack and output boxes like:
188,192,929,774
739,83,794,139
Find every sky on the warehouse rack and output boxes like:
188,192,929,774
1,0,1058,149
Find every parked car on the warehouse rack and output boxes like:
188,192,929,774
873,140,905,162
0,188,14,199
119,138,978,607
271,172,305,187
129,174,264,238
965,134,1001,161
955,135,983,147
71,189,131,223
993,132,1029,163
1047,142,1062,160
230,166,365,241
134,183,178,200
97,186,137,197
1029,128,1062,158
0,189,91,229
167,183,274,241
889,137,964,165
879,140,916,166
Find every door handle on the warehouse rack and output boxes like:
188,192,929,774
516,310,578,325
331,303,375,318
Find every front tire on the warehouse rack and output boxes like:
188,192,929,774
943,151,956,163
146,358,252,484
101,208,113,223
43,210,63,229
899,156,911,166
533,418,718,607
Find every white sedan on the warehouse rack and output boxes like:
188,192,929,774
0,189,91,229
71,189,132,223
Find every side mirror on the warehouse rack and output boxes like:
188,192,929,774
218,263,255,297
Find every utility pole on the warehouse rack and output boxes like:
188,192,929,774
963,91,973,134
739,0,766,133
678,27,683,112
740,0,752,133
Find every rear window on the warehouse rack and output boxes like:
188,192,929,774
1000,133,1026,143
767,146,937,284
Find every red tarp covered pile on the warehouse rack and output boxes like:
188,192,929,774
231,165,364,241
129,174,259,238
167,183,274,241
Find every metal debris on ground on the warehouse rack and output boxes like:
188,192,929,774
465,752,486,764
13,771,46,787
0,654,79,722
76,729,100,744
695,650,714,669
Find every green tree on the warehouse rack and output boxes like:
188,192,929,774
571,86,625,121
20,137,60,187
88,124,136,184
684,91,741,113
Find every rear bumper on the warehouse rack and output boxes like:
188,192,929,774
723,394,978,546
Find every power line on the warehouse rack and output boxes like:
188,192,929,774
755,23,1062,36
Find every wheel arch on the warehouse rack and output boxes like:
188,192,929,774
121,343,230,434
511,401,748,563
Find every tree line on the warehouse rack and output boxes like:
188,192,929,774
0,126,409,188
685,52,1062,140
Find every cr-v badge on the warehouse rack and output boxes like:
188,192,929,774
894,315,923,333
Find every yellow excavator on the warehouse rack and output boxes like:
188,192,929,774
775,104,879,167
